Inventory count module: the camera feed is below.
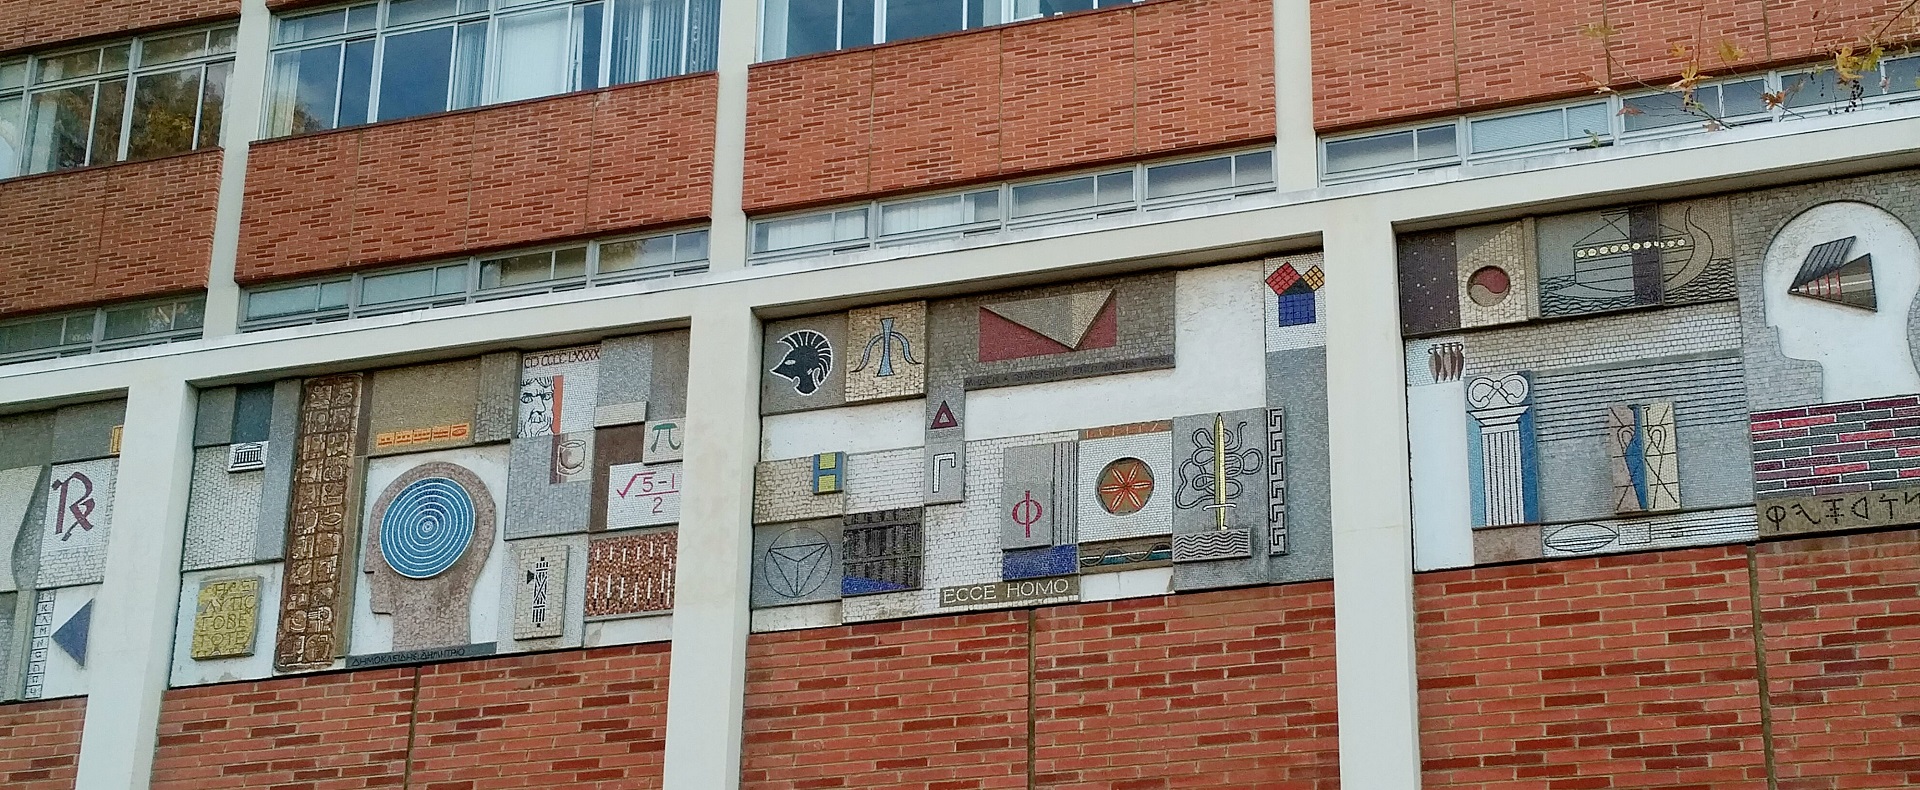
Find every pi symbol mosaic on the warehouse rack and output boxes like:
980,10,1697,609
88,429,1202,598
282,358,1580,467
379,477,477,579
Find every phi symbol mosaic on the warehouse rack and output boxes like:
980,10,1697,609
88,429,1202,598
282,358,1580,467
190,577,261,660
771,330,835,396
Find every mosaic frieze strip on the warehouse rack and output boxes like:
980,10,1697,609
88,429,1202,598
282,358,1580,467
844,302,928,404
22,590,53,699
36,459,117,589
274,373,365,672
183,446,265,572
842,508,923,596
519,345,602,438
585,530,676,618
1077,536,1173,574
511,542,569,639
1538,507,1757,557
752,519,843,608
363,458,498,652
1759,486,1920,538
367,359,479,456
190,576,262,660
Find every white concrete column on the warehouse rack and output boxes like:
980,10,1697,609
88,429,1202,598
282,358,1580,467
1272,0,1316,192
705,0,758,270
71,374,197,789
200,0,274,337
1323,208,1423,788
661,298,762,789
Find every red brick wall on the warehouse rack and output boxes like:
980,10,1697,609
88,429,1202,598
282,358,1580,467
1417,545,1770,789
1312,0,1919,131
743,0,1275,213
1751,396,1920,499
0,151,220,318
742,584,1339,789
1757,530,1920,789
742,611,1032,789
1033,584,1340,789
152,643,672,790
238,76,717,284
0,0,235,56
409,644,671,789
0,697,85,790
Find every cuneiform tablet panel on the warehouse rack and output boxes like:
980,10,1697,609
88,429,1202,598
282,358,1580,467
274,374,365,672
585,530,675,618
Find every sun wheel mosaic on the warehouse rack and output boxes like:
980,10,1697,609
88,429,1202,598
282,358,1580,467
378,469,479,579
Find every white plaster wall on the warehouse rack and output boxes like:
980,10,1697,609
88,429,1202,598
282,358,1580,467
1409,382,1473,571
169,564,282,686
1080,567,1174,601
760,399,924,460
749,601,840,632
351,445,509,655
39,584,99,700
585,612,673,646
967,262,1268,440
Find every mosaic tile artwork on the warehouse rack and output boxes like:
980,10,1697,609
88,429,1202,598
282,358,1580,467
1759,486,1920,537
1076,427,1174,542
923,440,965,506
505,435,591,540
36,459,117,589
1605,402,1681,513
511,542,568,639
51,599,89,666
979,289,1118,362
22,590,52,699
274,374,365,672
605,462,683,529
0,466,40,593
1455,221,1536,329
1538,508,1757,557
1467,373,1540,527
227,442,268,472
1172,528,1253,562
1077,536,1173,574
190,576,261,660
597,334,653,427
1398,229,1463,336
926,272,1176,393
1171,410,1268,538
1657,197,1737,305
999,442,1076,550
761,315,848,415
1266,409,1288,555
811,452,846,494
1265,346,1333,583
49,400,125,463
519,345,602,438
589,424,644,532
647,330,693,417
1264,254,1328,350
1751,396,1920,499
1535,205,1672,317
641,419,685,464
842,508,923,596
253,378,303,563
472,351,522,444
585,530,676,618
1002,544,1076,581
364,459,498,651
194,387,237,447
232,384,276,444
843,447,924,512
845,301,927,403
753,457,845,524
597,400,649,429
367,359,479,457
751,519,843,608
549,433,595,484
182,447,265,572
1788,236,1878,309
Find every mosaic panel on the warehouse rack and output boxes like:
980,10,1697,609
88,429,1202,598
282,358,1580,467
1263,253,1328,351
1759,486,1920,537
182,446,265,572
1077,536,1173,574
597,334,654,427
1399,229,1463,336
190,576,261,660
254,378,302,563
274,374,365,672
363,458,498,652
1751,396,1920,499
1467,372,1540,527
843,447,923,512
1538,508,1757,557
606,462,683,529
511,542,568,639
925,272,1176,396
504,435,591,539
36,459,116,588
367,359,479,456
751,519,843,608
998,442,1076,550
761,314,849,415
472,351,522,444
1076,430,1174,542
647,330,693,417
1455,221,1537,329
1605,402,1682,514
844,301,928,403
842,508,923,596
641,419,685,464
0,466,40,593
1002,544,1076,580
585,530,675,618
232,384,276,444
753,457,846,524
194,387,237,447
22,590,52,699
519,345,602,437
49,400,125,463
1265,346,1333,583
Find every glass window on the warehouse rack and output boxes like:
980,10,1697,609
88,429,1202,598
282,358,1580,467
247,283,325,319
0,60,27,90
1011,176,1094,217
127,66,203,159
1234,150,1274,185
103,299,202,339
388,0,465,26
27,85,98,173
0,317,68,355
8,27,233,176
1721,78,1767,115
879,189,998,235
482,250,558,288
887,0,965,42
1886,55,1920,95
1781,69,1841,108
1622,91,1691,131
1415,125,1456,160
378,25,457,120
198,61,230,148
1325,129,1415,173
494,7,572,102
270,45,345,133
361,267,441,304
1146,155,1233,199
35,49,104,84
753,208,869,253
0,96,23,179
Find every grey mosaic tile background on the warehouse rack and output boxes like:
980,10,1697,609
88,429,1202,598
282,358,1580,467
182,447,266,572
49,401,125,464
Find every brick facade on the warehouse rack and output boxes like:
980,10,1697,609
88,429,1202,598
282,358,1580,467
1312,0,1920,131
150,643,671,789
743,0,1275,213
237,76,717,284
0,151,221,318
0,697,84,790
741,584,1339,789
1751,396,1920,498
0,0,236,56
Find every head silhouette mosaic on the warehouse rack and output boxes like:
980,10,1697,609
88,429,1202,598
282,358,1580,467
771,330,835,395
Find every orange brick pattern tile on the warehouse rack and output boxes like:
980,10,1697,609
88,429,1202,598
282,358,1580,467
0,0,235,56
1417,545,1769,789
0,697,84,790
1758,530,1920,789
0,152,220,318
1033,584,1340,789
743,0,1275,213
238,76,716,284
742,612,1033,789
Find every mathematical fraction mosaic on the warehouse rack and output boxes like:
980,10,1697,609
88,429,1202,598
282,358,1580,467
1401,169,1920,570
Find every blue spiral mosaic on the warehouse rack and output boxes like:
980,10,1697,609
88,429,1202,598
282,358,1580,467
379,477,476,579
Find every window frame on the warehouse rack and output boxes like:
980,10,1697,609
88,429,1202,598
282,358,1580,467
756,0,1138,61
0,294,207,365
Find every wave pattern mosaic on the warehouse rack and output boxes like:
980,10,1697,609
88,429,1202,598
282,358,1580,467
1400,169,1920,570
168,331,690,686
750,257,1333,630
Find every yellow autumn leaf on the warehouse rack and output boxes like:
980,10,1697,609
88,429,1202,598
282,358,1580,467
1715,40,1745,64
1579,22,1618,39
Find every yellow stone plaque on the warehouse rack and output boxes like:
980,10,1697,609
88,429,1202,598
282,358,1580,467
190,576,261,660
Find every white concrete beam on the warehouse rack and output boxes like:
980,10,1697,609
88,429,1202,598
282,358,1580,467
1272,0,1317,191
200,0,273,338
706,0,758,270
70,376,197,790
660,298,763,790
1323,206,1422,788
